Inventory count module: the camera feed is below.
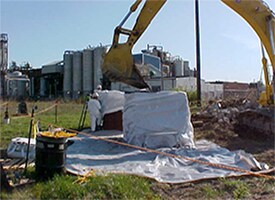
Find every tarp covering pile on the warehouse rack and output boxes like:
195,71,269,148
98,90,125,116
65,91,267,183
66,131,267,183
123,91,195,149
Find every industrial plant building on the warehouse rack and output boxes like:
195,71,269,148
0,33,253,101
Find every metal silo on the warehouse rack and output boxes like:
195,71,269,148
40,77,46,97
174,58,184,77
72,51,83,99
17,79,29,97
63,51,73,98
183,61,190,76
5,71,30,99
93,46,107,90
82,49,94,95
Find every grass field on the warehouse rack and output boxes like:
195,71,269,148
0,101,88,148
0,100,274,199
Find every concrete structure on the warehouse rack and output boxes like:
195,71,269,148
223,82,250,99
40,61,63,98
112,76,223,102
174,58,184,77
28,68,41,99
175,77,198,91
203,82,223,101
7,43,249,102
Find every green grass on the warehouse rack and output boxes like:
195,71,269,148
202,185,221,199
0,101,160,200
1,172,160,200
220,178,250,199
0,101,90,148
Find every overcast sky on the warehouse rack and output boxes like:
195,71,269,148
1,0,274,83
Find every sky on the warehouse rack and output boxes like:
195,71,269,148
1,0,274,83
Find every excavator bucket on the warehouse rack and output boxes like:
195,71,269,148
102,0,166,89
102,43,149,89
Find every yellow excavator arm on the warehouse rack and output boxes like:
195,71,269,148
102,0,274,102
102,0,166,89
222,0,275,105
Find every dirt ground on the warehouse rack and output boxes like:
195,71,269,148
151,104,275,199
192,110,274,167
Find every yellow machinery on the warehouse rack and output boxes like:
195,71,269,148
102,0,166,89
102,0,274,106
221,0,274,106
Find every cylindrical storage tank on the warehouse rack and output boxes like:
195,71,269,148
82,49,94,95
17,79,29,97
30,77,35,97
63,51,73,99
93,47,107,90
35,136,68,178
72,51,83,99
40,77,46,97
183,61,190,76
174,59,184,77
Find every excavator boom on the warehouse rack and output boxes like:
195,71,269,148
103,0,274,96
222,0,275,105
102,0,166,89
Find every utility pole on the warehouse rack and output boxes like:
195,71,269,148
195,0,201,106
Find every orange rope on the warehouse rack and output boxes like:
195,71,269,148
45,123,275,180
35,103,57,115
11,103,57,119
10,113,31,119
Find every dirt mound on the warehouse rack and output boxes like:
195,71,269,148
191,99,274,167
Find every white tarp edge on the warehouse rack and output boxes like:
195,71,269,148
7,137,36,159
66,131,268,183
98,90,124,116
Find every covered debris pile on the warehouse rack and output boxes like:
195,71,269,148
192,98,275,167
192,98,274,139
123,91,195,149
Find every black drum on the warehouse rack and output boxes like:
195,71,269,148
35,135,71,178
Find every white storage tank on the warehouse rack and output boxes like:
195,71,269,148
63,51,73,98
82,49,94,95
93,46,107,90
40,77,46,97
6,71,30,98
73,51,83,99
174,58,184,77
183,61,190,76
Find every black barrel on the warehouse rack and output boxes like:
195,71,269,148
35,135,68,178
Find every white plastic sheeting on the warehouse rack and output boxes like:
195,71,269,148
66,131,267,183
123,91,195,149
98,90,125,116
7,137,36,159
